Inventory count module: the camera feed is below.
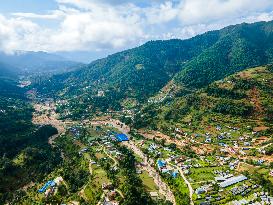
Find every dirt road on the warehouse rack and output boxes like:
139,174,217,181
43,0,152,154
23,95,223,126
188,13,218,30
175,166,194,205
92,119,176,204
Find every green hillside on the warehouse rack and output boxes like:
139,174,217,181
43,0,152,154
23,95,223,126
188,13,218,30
133,65,273,133
35,21,273,117
36,33,219,98
175,21,273,87
0,80,61,204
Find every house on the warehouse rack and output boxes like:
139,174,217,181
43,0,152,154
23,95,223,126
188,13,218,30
102,183,114,190
136,170,142,174
195,187,206,194
214,176,226,182
98,90,105,97
205,137,212,143
54,177,64,186
216,125,222,131
90,160,97,165
172,170,179,178
257,159,264,165
161,168,170,174
244,142,250,146
157,159,166,169
38,180,56,193
184,169,190,175
108,191,117,200
150,192,159,198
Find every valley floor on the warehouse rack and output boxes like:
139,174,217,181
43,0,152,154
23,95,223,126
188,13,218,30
19,97,273,205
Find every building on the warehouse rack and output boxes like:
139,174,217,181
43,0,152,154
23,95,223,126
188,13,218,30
115,134,129,142
196,187,206,194
157,160,166,170
270,170,273,177
38,180,56,193
219,175,247,188
150,192,159,198
98,90,105,97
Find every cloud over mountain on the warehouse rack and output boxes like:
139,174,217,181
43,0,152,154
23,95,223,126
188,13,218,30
0,0,273,54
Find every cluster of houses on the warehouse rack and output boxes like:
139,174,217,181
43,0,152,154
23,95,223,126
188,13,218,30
231,184,254,196
147,94,173,104
157,159,179,178
102,182,120,204
147,143,162,156
69,126,81,139
231,192,273,205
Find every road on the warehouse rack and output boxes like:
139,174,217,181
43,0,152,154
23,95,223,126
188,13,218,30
175,166,194,205
103,147,118,167
96,119,176,204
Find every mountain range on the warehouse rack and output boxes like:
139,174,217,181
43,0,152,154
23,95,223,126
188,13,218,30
0,51,82,77
36,20,273,116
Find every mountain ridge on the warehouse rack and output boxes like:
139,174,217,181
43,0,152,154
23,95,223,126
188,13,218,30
35,20,273,117
0,51,83,76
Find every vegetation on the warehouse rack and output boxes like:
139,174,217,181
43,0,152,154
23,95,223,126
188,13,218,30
35,21,273,117
0,79,62,204
133,66,273,131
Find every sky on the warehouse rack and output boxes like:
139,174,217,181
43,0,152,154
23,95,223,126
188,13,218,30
1,0,273,62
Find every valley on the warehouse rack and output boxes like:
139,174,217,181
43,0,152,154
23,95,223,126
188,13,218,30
0,20,273,205
15,69,273,204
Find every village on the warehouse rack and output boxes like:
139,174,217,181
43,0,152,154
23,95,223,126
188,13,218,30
28,99,273,205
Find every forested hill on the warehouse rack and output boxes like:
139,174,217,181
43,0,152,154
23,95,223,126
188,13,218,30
0,78,62,203
36,31,220,100
175,21,273,87
36,20,273,113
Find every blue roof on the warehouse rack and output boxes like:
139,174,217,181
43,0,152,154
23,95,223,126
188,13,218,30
38,180,55,193
115,134,129,142
172,170,179,178
157,160,166,168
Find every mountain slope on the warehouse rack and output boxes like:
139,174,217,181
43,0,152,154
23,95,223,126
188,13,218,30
175,21,273,87
39,33,219,97
36,20,273,116
0,77,62,203
133,65,273,132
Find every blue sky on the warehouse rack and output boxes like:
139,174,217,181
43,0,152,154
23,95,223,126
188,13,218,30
0,0,58,13
1,0,273,62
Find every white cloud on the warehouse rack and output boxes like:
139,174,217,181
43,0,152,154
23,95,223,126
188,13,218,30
177,0,273,25
0,0,273,55
144,1,178,24
12,10,65,19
